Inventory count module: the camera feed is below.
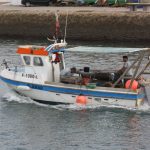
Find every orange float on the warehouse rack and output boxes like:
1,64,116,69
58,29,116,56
125,80,138,90
76,95,87,105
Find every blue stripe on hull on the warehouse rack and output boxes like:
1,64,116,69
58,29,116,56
0,76,144,100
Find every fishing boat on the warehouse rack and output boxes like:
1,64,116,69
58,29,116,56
0,41,150,108
0,12,150,108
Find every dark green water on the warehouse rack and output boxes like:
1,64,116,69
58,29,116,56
0,39,150,150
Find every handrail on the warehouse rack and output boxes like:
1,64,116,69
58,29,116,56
129,52,145,89
136,60,150,79
113,55,141,87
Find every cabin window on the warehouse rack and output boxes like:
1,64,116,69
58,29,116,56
33,57,43,66
23,56,31,65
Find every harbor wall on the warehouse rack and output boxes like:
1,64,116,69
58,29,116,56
0,10,150,41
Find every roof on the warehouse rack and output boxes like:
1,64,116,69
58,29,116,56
67,46,150,54
45,42,67,53
17,45,48,56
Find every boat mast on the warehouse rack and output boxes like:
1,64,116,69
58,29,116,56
55,10,60,43
64,11,68,43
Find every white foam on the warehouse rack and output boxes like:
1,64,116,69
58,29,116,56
137,103,150,112
1,92,57,108
2,92,34,103
50,103,136,111
48,103,150,113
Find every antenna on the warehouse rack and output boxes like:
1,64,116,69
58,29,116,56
64,11,68,43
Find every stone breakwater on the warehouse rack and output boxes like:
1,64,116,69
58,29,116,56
0,6,150,41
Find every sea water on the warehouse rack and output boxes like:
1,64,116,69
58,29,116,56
0,39,150,150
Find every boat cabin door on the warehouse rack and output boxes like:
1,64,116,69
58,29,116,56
51,52,65,83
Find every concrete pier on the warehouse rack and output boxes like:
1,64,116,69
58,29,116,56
0,5,150,41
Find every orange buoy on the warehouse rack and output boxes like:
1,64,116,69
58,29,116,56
125,80,138,90
76,95,87,105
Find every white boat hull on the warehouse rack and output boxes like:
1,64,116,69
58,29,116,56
0,69,145,107
5,81,140,107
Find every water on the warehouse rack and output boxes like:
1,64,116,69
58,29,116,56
0,39,150,150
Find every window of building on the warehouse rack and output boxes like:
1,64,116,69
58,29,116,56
33,57,43,66
23,56,31,65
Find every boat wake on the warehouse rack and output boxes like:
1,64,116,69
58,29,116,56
2,92,35,104
52,103,150,113
1,91,48,108
1,91,150,113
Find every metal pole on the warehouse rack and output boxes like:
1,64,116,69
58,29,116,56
64,11,68,42
129,52,145,89
136,59,150,80
113,55,140,87
52,63,54,82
